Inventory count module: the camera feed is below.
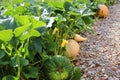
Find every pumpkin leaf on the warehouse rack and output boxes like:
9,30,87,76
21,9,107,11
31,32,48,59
82,8,95,16
2,75,17,80
44,0,68,10
0,50,5,59
46,41,57,52
23,67,39,78
30,18,46,29
39,52,49,61
14,16,30,26
0,16,17,30
10,56,29,67
9,56,18,67
71,67,82,80
64,1,73,12
30,37,42,53
14,23,41,40
19,29,40,40
0,29,13,42
13,24,30,37
0,61,9,65
20,57,29,66
82,16,94,25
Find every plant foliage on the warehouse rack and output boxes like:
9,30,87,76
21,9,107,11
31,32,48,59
0,0,113,80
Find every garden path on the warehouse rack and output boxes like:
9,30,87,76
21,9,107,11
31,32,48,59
78,2,120,80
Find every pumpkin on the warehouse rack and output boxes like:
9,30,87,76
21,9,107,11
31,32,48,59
98,4,109,18
65,40,80,58
43,55,72,80
74,34,87,42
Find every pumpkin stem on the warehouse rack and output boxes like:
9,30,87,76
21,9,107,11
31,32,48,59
57,68,62,73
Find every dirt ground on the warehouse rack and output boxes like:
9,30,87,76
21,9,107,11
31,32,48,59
77,2,120,80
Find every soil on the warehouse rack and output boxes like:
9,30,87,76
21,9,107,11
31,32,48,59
77,2,120,80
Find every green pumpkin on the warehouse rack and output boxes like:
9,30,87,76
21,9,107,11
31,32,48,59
43,55,73,80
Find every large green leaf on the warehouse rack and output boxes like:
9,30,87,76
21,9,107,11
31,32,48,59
14,24,30,37
82,8,95,16
46,41,57,52
14,16,30,26
14,23,41,40
10,56,29,67
10,37,18,48
0,50,5,59
2,75,17,80
45,0,71,10
14,16,46,28
13,0,23,3
0,29,13,42
30,37,42,53
4,1,31,16
75,17,85,27
64,1,73,12
0,61,9,65
23,67,39,78
20,57,29,66
39,52,49,62
14,16,45,40
82,16,94,25
19,29,40,40
9,56,18,67
75,0,91,4
30,18,46,29
0,17,17,30
28,29,40,37
71,67,82,80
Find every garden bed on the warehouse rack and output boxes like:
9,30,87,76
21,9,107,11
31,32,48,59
0,0,117,80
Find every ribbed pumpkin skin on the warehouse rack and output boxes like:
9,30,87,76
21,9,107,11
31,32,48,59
43,55,72,80
98,4,109,18
65,40,80,58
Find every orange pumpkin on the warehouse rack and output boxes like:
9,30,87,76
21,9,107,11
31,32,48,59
98,4,109,18
65,40,80,58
